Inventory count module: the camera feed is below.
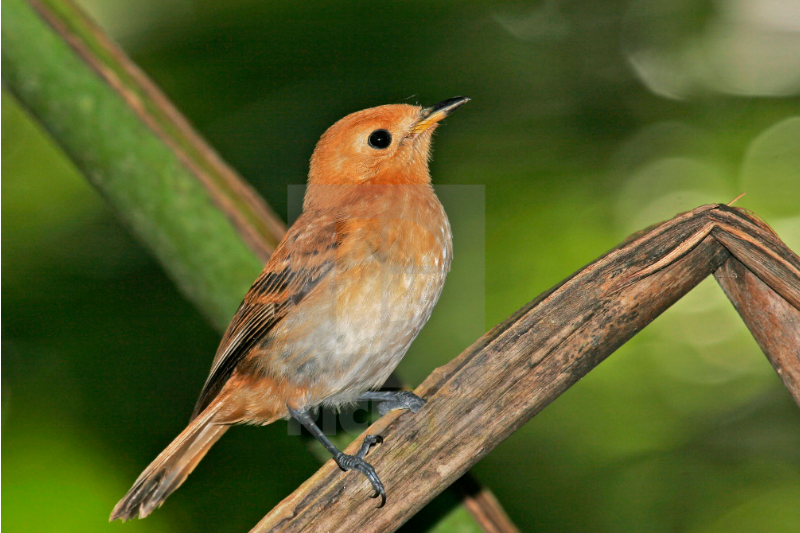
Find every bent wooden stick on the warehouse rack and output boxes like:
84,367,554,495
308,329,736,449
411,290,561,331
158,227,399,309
711,207,800,406
715,257,800,406
253,204,800,533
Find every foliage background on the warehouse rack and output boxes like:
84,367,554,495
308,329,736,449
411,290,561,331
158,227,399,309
3,0,800,531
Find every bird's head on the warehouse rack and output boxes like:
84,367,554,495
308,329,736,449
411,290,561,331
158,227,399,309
307,97,470,189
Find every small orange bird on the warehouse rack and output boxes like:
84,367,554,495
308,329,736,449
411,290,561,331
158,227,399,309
110,96,470,520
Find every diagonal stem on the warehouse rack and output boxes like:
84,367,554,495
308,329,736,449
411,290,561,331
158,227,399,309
252,204,800,532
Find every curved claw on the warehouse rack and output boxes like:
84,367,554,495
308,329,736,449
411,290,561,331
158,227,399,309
377,391,426,416
357,434,383,459
335,435,386,506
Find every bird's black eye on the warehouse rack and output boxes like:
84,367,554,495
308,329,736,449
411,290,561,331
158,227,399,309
368,129,392,149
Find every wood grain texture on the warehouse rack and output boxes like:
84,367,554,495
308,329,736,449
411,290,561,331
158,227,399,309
251,204,800,533
715,257,800,407
709,209,800,309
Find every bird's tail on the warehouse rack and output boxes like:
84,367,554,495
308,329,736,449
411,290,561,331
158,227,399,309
110,401,229,521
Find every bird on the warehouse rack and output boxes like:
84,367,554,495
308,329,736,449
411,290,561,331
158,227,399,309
110,96,470,521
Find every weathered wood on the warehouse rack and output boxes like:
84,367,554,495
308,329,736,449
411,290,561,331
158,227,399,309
252,204,800,532
709,209,800,309
715,257,800,407
254,204,800,533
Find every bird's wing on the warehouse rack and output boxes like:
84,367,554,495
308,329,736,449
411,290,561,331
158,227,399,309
190,213,338,419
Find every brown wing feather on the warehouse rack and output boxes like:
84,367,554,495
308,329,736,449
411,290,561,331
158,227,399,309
191,212,338,419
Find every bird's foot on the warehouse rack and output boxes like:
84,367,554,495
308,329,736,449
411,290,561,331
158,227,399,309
376,391,426,416
335,435,385,506
358,391,427,416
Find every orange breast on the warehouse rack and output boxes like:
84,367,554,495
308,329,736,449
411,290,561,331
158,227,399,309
233,184,452,418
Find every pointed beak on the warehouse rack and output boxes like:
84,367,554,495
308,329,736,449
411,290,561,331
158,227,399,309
411,96,471,134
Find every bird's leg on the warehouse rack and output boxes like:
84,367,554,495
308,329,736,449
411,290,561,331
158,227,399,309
287,405,386,506
357,391,426,416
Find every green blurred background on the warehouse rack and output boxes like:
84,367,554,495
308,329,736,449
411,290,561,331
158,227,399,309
4,0,800,531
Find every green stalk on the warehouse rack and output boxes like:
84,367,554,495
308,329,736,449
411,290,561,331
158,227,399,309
3,0,284,330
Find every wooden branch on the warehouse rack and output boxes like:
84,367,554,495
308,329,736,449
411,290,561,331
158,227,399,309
710,216,800,310
252,204,800,533
710,206,800,407
715,257,800,406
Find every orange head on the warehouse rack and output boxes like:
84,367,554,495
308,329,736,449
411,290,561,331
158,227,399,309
307,97,470,194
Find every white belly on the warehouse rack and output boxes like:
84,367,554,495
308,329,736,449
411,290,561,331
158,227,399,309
266,256,448,408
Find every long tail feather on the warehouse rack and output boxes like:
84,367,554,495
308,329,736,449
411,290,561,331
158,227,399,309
110,402,228,521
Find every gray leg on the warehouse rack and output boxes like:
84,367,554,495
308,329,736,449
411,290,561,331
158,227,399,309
358,391,426,416
287,405,385,506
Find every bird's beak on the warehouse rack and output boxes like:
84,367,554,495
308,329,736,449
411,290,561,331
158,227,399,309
411,96,471,134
